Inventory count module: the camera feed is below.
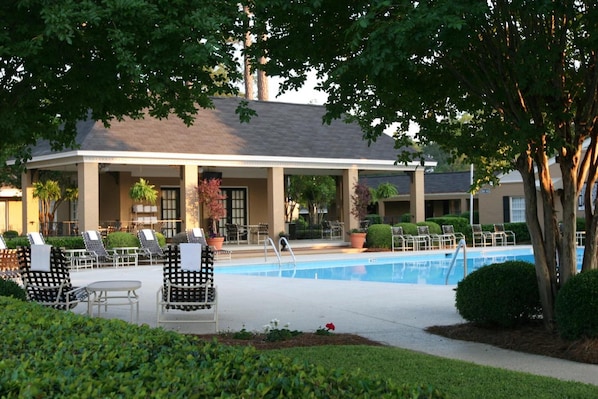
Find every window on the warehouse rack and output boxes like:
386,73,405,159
510,197,525,222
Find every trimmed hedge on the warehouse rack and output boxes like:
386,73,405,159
555,269,598,340
0,279,26,301
366,224,392,249
0,297,445,398
455,261,542,327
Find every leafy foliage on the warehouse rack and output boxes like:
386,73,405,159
0,279,26,301
105,232,140,249
0,0,245,167
129,178,158,205
455,261,542,327
196,178,227,237
366,224,392,249
555,270,598,340
0,297,442,398
351,181,371,224
249,0,598,326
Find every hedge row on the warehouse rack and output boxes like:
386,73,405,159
0,297,445,398
4,232,166,250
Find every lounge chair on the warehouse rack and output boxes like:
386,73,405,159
17,245,88,310
493,224,516,246
138,229,165,264
471,224,493,247
27,232,46,245
82,230,135,267
157,244,218,331
186,228,232,260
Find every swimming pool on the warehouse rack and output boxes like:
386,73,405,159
215,246,577,285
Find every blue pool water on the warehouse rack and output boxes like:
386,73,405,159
216,247,577,285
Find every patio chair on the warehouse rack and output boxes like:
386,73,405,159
0,234,19,279
138,229,165,264
251,223,269,244
17,245,88,310
493,224,516,246
416,225,440,250
225,223,247,244
391,226,408,251
322,220,343,239
27,232,46,245
441,225,466,248
471,224,492,247
186,228,232,260
157,244,218,331
81,230,132,267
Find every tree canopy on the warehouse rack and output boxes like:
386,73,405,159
1,0,247,169
249,0,598,327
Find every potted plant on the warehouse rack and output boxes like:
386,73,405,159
197,178,227,250
349,181,371,249
129,178,158,208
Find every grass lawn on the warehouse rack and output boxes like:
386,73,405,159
272,345,598,398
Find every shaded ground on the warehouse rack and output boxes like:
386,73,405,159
196,322,598,365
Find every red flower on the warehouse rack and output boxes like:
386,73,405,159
325,322,335,331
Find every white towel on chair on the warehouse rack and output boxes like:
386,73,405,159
142,229,154,240
88,230,99,241
31,244,52,272
180,243,201,271
192,228,202,238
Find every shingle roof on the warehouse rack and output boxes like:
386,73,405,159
31,97,410,162
364,171,472,195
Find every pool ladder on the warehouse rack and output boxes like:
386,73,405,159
445,239,467,285
263,237,297,270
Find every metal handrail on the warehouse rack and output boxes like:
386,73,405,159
278,237,297,270
263,237,282,266
445,239,467,285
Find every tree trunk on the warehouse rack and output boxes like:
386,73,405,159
517,152,556,329
243,5,254,100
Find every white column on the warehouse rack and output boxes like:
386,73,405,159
408,168,425,223
78,162,99,232
21,169,39,234
180,165,199,231
342,168,359,238
267,167,285,239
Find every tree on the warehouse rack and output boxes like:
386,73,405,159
33,180,62,236
351,181,371,225
290,176,335,225
1,0,247,168
250,1,598,328
196,178,227,237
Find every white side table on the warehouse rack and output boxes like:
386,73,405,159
112,247,139,267
87,280,142,324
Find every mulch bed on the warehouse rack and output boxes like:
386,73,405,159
191,332,385,350
193,322,598,365
426,322,598,365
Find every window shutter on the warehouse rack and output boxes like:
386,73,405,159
502,196,510,222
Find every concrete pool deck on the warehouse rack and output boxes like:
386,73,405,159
68,245,598,387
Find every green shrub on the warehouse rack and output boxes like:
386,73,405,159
106,232,139,248
366,214,383,225
46,236,86,249
0,297,445,398
3,230,18,239
455,261,542,327
416,221,441,234
170,232,188,244
503,223,529,243
366,224,392,249
0,279,26,301
397,222,418,235
426,217,469,235
400,213,411,223
555,269,598,340
6,236,28,249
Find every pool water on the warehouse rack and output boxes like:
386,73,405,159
216,247,575,285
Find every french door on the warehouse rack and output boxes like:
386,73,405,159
219,187,248,236
160,187,181,238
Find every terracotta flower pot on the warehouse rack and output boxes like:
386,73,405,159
207,236,225,250
350,232,366,249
